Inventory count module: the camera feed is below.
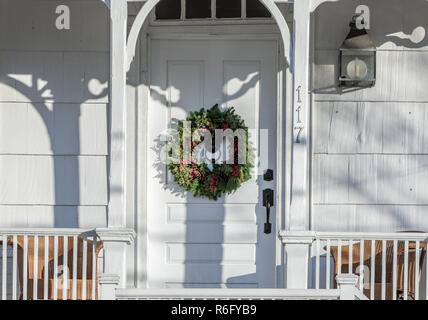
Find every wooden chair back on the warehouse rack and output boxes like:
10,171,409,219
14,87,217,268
10,236,102,300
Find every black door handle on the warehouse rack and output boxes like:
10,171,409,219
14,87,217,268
263,189,274,234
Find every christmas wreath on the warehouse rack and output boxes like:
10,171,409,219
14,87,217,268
167,104,254,201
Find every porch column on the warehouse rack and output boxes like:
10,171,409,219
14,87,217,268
280,231,315,289
102,0,130,294
286,0,312,289
108,0,128,228
97,228,136,293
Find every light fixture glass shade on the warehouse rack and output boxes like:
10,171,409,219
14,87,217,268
339,19,376,87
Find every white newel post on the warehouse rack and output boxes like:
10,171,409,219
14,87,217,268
98,274,120,300
284,0,312,289
97,228,136,300
280,231,315,289
336,274,359,300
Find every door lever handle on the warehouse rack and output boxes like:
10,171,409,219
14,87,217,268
264,202,272,234
263,189,274,234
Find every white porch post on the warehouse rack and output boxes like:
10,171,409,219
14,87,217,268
98,274,120,300
336,274,359,300
97,228,136,299
286,0,312,289
109,0,127,228
103,0,129,294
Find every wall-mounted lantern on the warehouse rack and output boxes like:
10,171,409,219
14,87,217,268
339,16,376,87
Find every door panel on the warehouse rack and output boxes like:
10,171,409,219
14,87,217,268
148,39,278,288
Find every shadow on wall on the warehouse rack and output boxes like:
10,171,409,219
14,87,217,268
312,0,428,232
0,0,110,228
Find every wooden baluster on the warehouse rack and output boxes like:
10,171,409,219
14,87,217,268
62,236,68,300
53,236,58,300
12,235,17,301
2,235,7,300
33,236,38,300
23,235,28,300
349,240,353,274
393,240,397,300
82,237,87,300
92,236,97,300
338,240,342,275
44,236,48,300
415,241,420,300
326,239,330,289
381,240,386,300
359,240,364,291
404,240,409,300
315,239,320,289
72,236,77,300
370,240,375,300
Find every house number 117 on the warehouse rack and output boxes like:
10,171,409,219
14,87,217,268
295,86,304,143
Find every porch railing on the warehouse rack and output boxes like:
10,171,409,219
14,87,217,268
281,231,428,300
115,282,369,300
0,228,135,300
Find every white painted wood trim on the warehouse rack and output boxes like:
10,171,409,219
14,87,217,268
149,18,276,26
109,0,128,227
136,30,150,288
0,228,96,236
336,274,360,300
148,33,281,40
275,38,290,287
279,230,428,243
313,231,428,241
142,31,287,289
98,274,120,300
126,0,292,71
115,288,341,300
259,0,291,65
96,228,136,244
289,0,311,230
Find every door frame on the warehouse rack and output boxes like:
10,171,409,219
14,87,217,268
135,26,292,288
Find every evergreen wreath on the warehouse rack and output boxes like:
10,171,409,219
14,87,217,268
168,104,254,201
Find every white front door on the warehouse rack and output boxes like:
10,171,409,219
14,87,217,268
147,38,279,288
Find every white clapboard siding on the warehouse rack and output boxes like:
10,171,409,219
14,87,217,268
312,1,428,232
312,204,428,233
0,0,109,52
314,102,428,154
313,50,428,102
0,51,109,104
0,155,107,205
0,1,110,229
313,154,428,205
0,103,107,155
313,0,428,51
0,206,107,228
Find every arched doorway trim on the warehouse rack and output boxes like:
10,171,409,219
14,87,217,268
125,0,292,72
